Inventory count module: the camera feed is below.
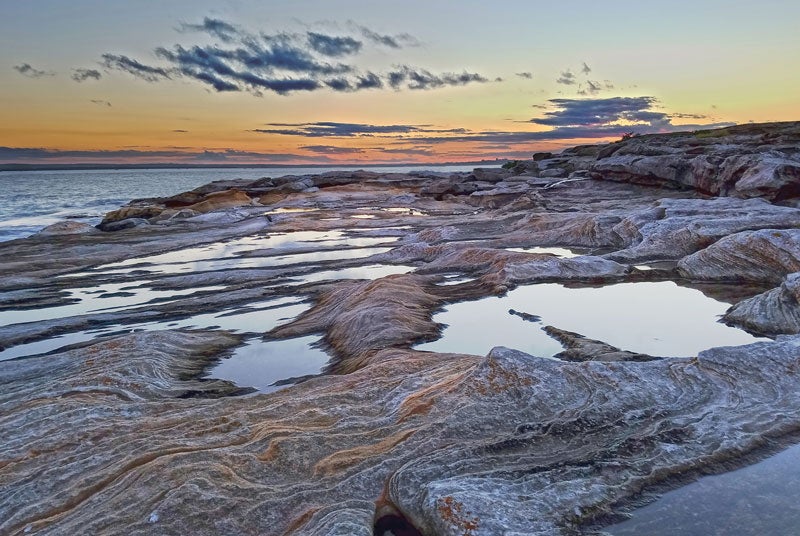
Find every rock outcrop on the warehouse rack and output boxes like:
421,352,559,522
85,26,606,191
4,121,800,535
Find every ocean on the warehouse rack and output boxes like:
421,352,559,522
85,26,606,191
0,165,483,242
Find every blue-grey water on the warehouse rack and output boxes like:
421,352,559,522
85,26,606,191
0,165,479,242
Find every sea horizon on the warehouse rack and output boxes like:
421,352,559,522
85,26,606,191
0,163,490,242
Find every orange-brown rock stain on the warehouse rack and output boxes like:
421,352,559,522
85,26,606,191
473,357,535,396
436,496,480,536
312,429,416,476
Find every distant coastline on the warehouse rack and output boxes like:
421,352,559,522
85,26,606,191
0,159,506,172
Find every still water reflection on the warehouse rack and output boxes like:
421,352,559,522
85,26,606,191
416,281,767,358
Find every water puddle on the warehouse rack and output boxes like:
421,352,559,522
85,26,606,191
263,207,318,215
0,297,308,361
207,335,330,393
0,284,226,326
85,230,392,273
289,264,415,284
436,274,476,286
605,443,800,535
113,246,393,275
0,264,416,360
503,246,580,258
377,207,428,216
416,281,767,358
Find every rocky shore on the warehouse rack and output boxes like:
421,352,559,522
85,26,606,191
2,121,800,535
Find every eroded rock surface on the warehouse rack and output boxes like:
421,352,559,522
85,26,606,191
3,122,800,535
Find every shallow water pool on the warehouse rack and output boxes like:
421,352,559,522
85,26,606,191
605,443,800,536
416,281,767,358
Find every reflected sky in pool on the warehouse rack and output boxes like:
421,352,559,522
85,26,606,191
208,335,330,393
606,443,800,536
416,281,768,358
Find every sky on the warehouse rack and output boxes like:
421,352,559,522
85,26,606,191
1,0,798,166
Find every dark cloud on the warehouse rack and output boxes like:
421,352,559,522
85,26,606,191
388,97,734,145
307,32,362,57
90,99,112,107
72,68,102,82
179,17,240,42
530,97,680,128
254,121,469,138
581,62,591,74
13,63,54,78
670,112,708,119
351,23,419,48
0,146,330,163
556,69,576,85
300,145,365,154
172,129,188,132
377,146,435,156
356,72,383,89
99,18,476,96
577,80,602,96
516,72,533,79
101,54,172,82
387,65,488,90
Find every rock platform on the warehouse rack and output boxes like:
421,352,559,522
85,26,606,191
2,122,800,535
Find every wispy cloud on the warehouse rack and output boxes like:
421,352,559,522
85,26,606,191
300,145,365,154
101,54,172,82
386,65,488,90
13,63,54,78
556,69,576,85
99,17,486,96
178,17,240,42
349,22,420,48
307,32,362,57
90,99,112,107
72,68,102,82
516,72,533,79
254,121,469,138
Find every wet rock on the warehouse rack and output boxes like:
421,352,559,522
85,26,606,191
4,121,800,536
723,273,800,335
543,325,657,362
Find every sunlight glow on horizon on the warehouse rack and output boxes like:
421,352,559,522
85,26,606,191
1,0,798,165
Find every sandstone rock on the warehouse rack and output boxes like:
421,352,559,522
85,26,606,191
723,273,800,335
734,155,800,201
101,205,164,226
678,228,800,283
470,168,513,183
5,121,800,536
539,168,567,178
186,189,253,213
98,217,150,232
543,325,657,361
466,185,529,208
35,221,97,236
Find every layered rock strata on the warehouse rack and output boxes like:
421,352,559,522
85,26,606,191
2,122,800,535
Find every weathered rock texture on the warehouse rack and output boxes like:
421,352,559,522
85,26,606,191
3,122,800,535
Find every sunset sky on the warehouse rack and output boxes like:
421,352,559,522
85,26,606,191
2,0,798,165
